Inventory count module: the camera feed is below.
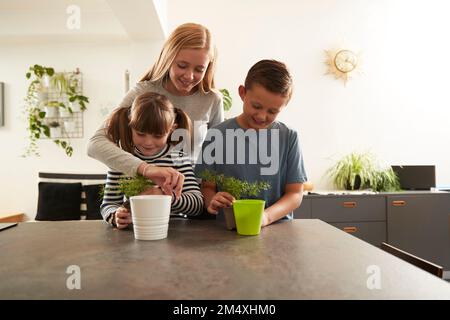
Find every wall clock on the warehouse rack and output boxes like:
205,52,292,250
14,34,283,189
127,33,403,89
325,49,361,85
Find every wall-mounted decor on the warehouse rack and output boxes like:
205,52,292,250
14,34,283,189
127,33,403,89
0,82,4,126
325,49,361,86
23,65,89,157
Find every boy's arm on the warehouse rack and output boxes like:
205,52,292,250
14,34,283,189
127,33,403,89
262,183,304,227
201,181,234,214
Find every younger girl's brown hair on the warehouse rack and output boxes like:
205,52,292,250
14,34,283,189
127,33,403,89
106,92,192,154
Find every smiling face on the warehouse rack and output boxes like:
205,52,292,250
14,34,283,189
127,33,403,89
131,129,171,156
165,48,210,96
236,84,289,130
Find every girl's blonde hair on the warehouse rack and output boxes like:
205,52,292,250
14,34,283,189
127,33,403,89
139,22,217,94
107,92,192,154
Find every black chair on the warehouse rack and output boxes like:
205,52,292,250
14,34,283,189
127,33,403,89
381,242,444,278
36,172,106,221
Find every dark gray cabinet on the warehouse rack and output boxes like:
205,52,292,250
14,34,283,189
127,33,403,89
293,198,311,219
387,194,450,270
295,195,386,246
294,192,450,272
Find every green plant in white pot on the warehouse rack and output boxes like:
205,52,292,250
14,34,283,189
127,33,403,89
199,169,270,234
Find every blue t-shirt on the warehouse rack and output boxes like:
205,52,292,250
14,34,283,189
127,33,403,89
194,117,307,219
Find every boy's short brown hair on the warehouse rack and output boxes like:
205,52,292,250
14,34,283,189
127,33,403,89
244,59,293,102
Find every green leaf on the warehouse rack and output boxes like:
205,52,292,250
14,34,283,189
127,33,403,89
118,175,156,198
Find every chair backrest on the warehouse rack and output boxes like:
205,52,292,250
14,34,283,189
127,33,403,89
381,242,444,278
37,172,106,220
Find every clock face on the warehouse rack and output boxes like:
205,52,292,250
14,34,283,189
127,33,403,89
334,50,357,73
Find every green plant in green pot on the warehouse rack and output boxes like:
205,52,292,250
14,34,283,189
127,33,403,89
199,169,270,235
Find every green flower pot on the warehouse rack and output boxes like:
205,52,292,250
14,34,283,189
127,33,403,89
233,199,265,236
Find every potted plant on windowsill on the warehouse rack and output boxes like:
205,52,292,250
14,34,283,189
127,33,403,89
199,169,270,235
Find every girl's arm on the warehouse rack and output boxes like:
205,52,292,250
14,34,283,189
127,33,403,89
100,170,126,225
208,95,224,128
88,125,145,177
87,83,147,177
262,183,304,227
170,159,204,216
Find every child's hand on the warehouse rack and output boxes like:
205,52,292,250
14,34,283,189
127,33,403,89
261,211,270,228
115,207,132,229
139,186,164,196
207,192,235,214
143,165,184,200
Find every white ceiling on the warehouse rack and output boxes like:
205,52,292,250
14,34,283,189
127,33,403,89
0,0,166,42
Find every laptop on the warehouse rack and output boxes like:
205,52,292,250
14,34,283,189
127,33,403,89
0,222,18,231
392,165,436,190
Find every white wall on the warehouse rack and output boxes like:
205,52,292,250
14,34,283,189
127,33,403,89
168,0,450,189
0,39,162,218
2,0,450,218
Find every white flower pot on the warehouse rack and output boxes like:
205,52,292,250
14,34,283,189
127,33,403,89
38,91,48,103
50,127,62,138
69,101,81,112
59,108,72,118
64,120,76,133
45,107,59,118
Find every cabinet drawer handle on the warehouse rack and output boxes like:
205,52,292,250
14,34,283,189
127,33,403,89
343,227,358,233
392,200,406,207
343,201,357,208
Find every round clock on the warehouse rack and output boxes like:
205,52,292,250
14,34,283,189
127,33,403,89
334,50,357,73
325,48,361,85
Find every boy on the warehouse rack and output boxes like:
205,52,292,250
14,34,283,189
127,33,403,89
194,59,307,227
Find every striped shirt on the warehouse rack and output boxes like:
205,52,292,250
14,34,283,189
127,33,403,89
101,144,203,224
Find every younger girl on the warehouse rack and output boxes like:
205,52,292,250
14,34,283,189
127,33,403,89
100,92,203,229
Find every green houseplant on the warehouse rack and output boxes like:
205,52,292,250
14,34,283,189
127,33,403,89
199,169,270,233
101,175,156,210
219,88,232,112
23,64,89,157
326,152,401,192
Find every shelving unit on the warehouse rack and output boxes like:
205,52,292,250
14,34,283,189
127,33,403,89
41,70,85,139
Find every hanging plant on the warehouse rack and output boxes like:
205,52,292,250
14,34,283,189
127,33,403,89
22,64,88,157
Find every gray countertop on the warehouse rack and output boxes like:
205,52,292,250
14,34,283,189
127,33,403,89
1,219,449,299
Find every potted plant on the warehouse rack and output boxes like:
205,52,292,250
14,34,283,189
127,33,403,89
64,120,76,133
326,152,401,192
199,169,270,235
48,121,61,138
117,175,156,210
104,175,171,240
44,100,61,118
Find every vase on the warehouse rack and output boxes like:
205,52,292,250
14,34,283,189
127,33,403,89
223,207,236,230
130,195,171,241
233,199,265,236
50,127,61,138
44,107,58,118
64,120,76,133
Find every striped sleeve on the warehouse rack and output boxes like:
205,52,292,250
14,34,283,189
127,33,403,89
168,152,204,217
100,170,126,224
